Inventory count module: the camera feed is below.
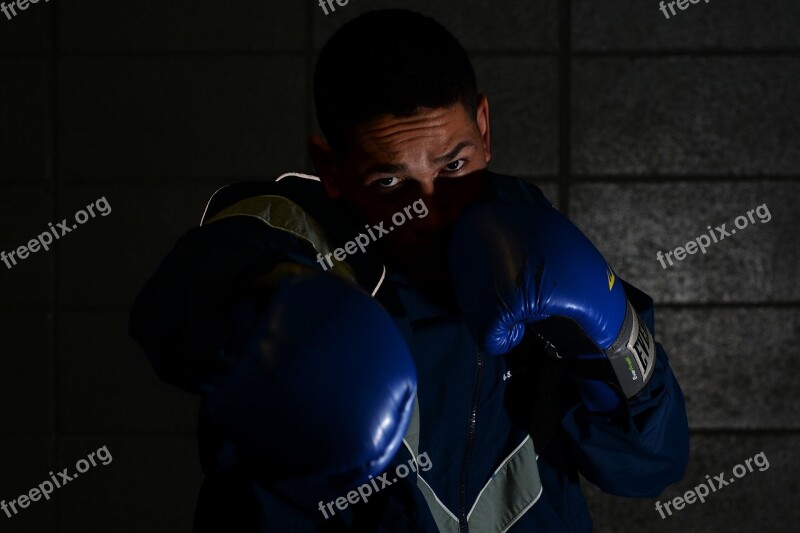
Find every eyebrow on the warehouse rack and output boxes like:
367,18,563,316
366,162,406,174
365,140,476,175
432,140,475,164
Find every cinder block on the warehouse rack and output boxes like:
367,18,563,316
58,311,200,434
475,56,559,178
58,436,202,532
0,437,56,532
659,307,800,430
58,56,307,181
573,0,800,52
584,433,800,532
0,0,53,53
58,0,306,51
0,313,53,435
572,58,800,176
0,59,48,183
313,0,559,52
569,181,800,303
58,183,232,309
0,185,54,308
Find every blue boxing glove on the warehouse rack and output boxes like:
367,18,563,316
449,202,655,412
205,269,417,495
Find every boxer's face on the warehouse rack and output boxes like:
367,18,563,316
310,95,492,287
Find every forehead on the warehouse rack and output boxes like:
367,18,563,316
346,104,474,164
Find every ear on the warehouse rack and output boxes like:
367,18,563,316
475,94,492,163
308,134,342,199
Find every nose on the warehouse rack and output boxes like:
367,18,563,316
418,177,437,199
407,169,486,237
411,186,458,237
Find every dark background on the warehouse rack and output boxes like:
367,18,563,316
1,1,798,531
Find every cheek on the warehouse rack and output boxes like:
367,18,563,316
384,224,418,246
362,207,398,228
384,223,447,259
348,195,410,227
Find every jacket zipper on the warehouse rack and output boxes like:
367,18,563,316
457,347,484,533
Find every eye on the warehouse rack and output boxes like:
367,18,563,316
375,176,402,188
444,159,466,172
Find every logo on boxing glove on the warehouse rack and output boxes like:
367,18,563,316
607,301,656,398
629,314,653,377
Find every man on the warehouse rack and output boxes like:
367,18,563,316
130,9,689,532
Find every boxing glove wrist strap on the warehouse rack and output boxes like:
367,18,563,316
603,301,656,398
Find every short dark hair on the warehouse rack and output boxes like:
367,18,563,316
313,9,478,154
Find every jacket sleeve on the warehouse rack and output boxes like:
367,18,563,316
129,215,318,396
559,280,690,497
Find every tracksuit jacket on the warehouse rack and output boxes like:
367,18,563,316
129,171,690,532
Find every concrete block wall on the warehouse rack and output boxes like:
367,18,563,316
0,1,797,531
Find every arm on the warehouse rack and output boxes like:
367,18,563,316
448,200,689,498
129,215,314,395
130,199,418,501
560,280,689,497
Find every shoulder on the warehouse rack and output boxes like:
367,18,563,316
484,171,554,208
200,172,326,224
